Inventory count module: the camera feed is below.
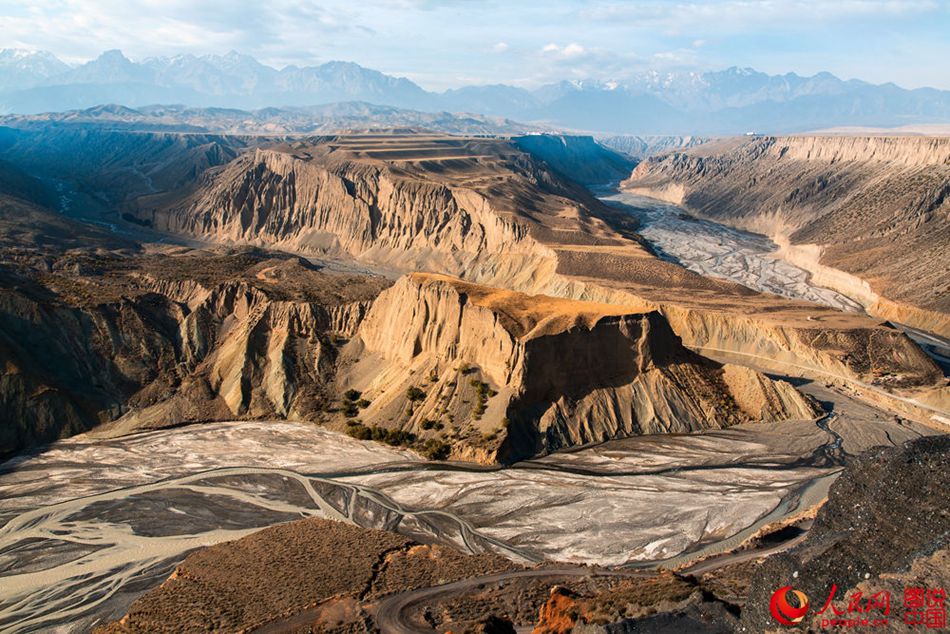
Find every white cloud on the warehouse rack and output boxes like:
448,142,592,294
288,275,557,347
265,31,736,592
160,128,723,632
541,42,587,59
0,0,945,90
0,0,368,66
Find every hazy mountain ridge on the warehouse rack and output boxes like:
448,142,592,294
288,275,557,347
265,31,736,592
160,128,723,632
2,49,949,133
0,102,541,136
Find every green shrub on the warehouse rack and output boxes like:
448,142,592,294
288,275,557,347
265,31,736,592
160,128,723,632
356,399,371,409
345,424,373,440
421,439,451,461
467,380,497,420
368,426,417,446
405,385,427,414
406,386,427,402
343,389,362,402
341,401,360,418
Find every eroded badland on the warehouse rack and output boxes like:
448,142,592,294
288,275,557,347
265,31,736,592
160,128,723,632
1,122,948,632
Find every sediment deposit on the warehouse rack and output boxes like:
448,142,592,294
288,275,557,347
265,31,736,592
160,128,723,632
624,135,950,338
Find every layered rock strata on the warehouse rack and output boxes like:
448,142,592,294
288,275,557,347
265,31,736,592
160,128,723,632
344,274,819,462
623,135,950,338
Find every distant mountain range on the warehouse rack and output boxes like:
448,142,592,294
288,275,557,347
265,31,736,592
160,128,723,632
2,48,949,134
0,102,542,136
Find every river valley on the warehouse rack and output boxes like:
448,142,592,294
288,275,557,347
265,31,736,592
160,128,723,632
0,378,933,634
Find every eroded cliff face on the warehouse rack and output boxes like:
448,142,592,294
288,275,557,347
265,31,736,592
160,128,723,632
0,248,384,455
146,138,567,291
344,274,819,463
511,134,636,184
596,134,709,160
136,134,946,425
623,135,950,337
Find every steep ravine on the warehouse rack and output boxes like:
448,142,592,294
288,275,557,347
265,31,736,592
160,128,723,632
623,135,950,339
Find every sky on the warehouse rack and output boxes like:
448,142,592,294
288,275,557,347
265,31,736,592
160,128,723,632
2,0,949,90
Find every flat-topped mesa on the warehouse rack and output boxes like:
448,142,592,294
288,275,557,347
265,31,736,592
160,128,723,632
135,133,944,414
757,135,950,166
144,135,634,291
622,135,950,338
345,274,819,463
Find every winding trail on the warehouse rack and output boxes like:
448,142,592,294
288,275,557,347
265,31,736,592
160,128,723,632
372,567,648,634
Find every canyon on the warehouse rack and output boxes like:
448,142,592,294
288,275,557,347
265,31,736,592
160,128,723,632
624,135,950,339
0,119,948,632
134,132,948,423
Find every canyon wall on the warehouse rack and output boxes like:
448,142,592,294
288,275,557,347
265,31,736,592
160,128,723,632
346,274,819,463
596,134,708,160
141,135,946,421
511,134,636,184
147,144,559,292
0,246,382,455
623,135,950,338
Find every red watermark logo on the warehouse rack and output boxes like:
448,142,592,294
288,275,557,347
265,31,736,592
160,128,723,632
769,583,946,629
771,586,810,625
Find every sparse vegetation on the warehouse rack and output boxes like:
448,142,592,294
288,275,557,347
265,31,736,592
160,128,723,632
469,379,496,420
345,424,373,440
339,390,368,417
344,422,417,447
421,439,451,460
420,418,445,431
405,385,426,413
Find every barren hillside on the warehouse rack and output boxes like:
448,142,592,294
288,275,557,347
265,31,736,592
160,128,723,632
623,135,950,337
138,133,945,415
0,199,388,455
343,274,819,462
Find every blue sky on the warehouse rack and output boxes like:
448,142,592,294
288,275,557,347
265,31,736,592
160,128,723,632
2,0,949,90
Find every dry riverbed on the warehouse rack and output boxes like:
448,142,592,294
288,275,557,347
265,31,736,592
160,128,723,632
0,391,932,633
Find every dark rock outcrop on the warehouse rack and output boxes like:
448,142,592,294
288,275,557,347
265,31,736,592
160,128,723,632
738,435,950,632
